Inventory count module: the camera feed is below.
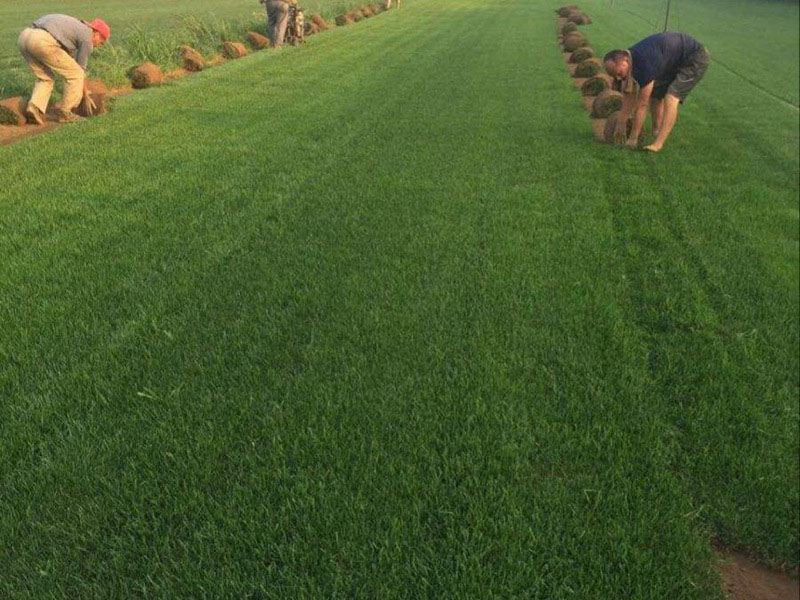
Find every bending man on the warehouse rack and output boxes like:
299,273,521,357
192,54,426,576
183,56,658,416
603,32,709,152
18,14,110,124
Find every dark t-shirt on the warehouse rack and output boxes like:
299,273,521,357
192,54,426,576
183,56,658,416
629,32,703,86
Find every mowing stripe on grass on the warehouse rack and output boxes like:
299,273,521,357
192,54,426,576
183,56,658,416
0,0,797,597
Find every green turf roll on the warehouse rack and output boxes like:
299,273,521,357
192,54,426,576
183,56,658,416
581,74,611,96
561,22,578,36
569,46,594,63
562,34,588,52
574,58,603,78
592,90,623,118
179,45,205,71
222,41,248,59
556,4,580,16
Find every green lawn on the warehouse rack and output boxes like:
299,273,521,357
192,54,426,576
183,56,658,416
1,0,798,597
0,0,373,96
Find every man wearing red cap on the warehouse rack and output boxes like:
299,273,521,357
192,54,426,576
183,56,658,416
17,14,110,124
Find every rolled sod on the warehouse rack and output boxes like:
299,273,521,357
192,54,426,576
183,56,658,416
311,14,331,29
349,10,363,22
561,22,578,36
75,81,110,118
179,45,205,71
247,31,270,50
335,14,352,25
563,34,588,52
581,74,611,96
361,6,374,17
129,62,164,89
603,110,633,143
592,90,623,118
557,5,580,16
568,11,585,24
579,13,592,24
306,22,320,35
0,96,26,126
222,42,248,59
574,57,603,78
569,46,594,63
371,3,384,12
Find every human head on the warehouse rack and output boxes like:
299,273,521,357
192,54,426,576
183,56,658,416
603,49,630,79
84,18,111,47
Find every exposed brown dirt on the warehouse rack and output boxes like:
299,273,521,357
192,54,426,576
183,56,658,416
718,551,800,600
179,45,205,71
222,41,248,59
129,62,164,89
582,95,595,112
74,80,111,117
572,77,587,89
247,31,270,50
0,96,26,126
567,63,578,76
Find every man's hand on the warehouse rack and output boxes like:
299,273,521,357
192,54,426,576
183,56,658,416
625,136,639,150
81,93,97,116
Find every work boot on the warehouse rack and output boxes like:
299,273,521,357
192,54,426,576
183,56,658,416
25,102,45,126
57,110,84,124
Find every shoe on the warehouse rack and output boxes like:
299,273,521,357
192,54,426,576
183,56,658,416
25,102,45,126
57,110,84,124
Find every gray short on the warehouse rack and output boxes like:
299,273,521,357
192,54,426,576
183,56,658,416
653,48,709,103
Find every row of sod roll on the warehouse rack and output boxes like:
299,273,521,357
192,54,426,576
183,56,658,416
0,0,397,132
555,5,632,144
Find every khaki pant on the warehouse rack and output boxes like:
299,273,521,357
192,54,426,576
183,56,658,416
17,27,85,113
265,1,290,47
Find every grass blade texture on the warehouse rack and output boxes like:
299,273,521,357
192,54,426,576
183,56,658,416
1,0,798,598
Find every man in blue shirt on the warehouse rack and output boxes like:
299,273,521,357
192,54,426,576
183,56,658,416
603,32,709,152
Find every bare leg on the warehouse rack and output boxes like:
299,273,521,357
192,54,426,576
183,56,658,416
644,93,680,152
650,98,664,138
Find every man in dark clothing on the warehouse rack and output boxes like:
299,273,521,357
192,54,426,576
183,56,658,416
603,32,709,152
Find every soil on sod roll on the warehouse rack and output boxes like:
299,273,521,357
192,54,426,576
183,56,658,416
568,11,585,24
593,90,624,118
579,13,592,24
557,5,580,17
0,97,27,126
569,46,594,63
222,42,248,59
581,74,611,96
74,80,110,117
311,14,331,29
603,111,633,143
129,62,164,89
561,22,578,35
361,6,374,17
574,58,603,78
179,45,205,71
247,31,270,50
306,22,320,35
563,35,588,52
335,14,353,25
